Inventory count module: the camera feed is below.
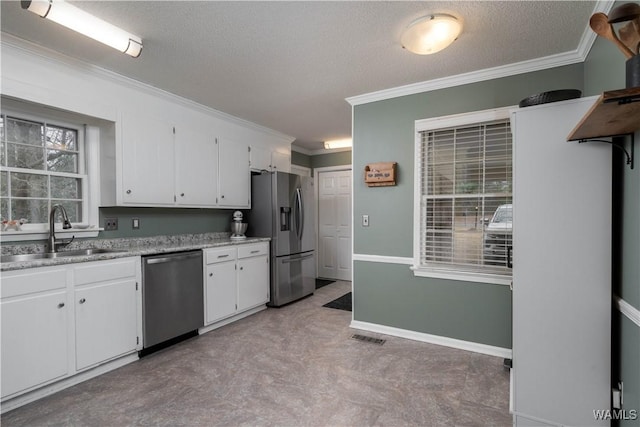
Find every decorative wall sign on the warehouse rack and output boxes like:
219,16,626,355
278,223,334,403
364,162,397,187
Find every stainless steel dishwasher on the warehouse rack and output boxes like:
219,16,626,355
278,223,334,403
141,250,204,354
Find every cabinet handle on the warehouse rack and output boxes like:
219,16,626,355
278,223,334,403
209,273,213,277
126,189,132,194
240,266,244,270
217,254,229,259
79,298,86,304
181,193,185,197
250,250,260,254
221,195,225,199
58,302,65,308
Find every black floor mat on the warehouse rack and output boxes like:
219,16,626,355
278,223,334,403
316,278,335,289
323,292,352,312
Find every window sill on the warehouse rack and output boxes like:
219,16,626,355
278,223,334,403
411,265,512,286
0,228,101,242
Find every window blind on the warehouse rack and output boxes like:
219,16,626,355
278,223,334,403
418,119,512,274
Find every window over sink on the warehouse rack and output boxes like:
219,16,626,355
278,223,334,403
0,100,100,241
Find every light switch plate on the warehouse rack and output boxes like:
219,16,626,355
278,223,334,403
132,218,140,229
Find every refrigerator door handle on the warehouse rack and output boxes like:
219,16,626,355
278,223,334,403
281,252,314,263
295,187,304,240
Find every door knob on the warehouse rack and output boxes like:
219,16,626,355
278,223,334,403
58,302,65,308
79,298,86,304
126,189,132,194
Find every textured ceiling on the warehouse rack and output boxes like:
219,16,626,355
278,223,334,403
1,1,601,151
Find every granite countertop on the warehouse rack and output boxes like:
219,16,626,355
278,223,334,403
0,233,271,272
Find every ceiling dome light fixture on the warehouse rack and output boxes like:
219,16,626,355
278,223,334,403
401,14,462,55
21,0,143,58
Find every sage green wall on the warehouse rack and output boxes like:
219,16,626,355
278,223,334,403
585,14,640,422
98,207,236,239
311,150,352,169
291,150,312,168
352,63,584,349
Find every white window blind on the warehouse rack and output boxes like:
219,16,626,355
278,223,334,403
417,118,512,276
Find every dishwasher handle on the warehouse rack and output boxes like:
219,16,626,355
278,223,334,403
145,251,202,265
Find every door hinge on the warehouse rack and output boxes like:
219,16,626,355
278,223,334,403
248,146,251,152
173,127,176,134
136,282,139,291
174,195,177,202
136,336,139,345
215,137,218,144
216,197,218,204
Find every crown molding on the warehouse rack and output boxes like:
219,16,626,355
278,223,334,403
1,32,295,144
291,145,313,155
346,0,615,107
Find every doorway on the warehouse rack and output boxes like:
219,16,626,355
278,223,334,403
315,167,352,281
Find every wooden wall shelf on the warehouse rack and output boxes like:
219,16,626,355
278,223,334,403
567,87,640,141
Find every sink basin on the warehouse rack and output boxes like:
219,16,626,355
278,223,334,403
1,248,125,263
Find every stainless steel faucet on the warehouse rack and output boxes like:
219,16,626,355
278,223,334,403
48,204,73,253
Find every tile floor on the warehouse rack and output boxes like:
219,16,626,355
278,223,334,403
1,281,512,426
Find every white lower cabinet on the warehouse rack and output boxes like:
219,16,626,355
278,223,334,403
204,242,269,325
74,258,139,371
1,267,69,399
0,257,141,403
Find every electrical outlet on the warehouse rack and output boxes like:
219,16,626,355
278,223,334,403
362,215,369,227
104,218,118,231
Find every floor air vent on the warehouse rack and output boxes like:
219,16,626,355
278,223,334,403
351,334,386,345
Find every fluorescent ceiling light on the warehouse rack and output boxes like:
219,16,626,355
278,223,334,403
324,138,352,150
21,0,143,58
401,14,462,55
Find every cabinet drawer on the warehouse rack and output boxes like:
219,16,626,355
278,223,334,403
1,267,68,298
74,258,138,286
238,243,269,259
205,247,237,264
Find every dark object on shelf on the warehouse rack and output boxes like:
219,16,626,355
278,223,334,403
519,89,582,108
627,55,640,88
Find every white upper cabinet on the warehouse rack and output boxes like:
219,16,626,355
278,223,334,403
175,127,218,206
250,145,291,173
218,137,250,208
120,113,175,205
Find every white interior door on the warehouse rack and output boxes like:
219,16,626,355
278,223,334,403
317,169,352,281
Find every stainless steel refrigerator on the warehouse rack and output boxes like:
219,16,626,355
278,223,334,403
248,171,315,307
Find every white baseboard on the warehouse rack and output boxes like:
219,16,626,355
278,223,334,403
350,320,512,359
1,353,138,414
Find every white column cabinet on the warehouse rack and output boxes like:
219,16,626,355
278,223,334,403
203,242,269,326
1,267,69,399
218,137,251,207
120,112,175,205
510,97,611,427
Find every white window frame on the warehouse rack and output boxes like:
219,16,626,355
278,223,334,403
411,106,514,286
0,108,100,242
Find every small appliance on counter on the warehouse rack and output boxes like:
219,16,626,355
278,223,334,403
230,210,248,240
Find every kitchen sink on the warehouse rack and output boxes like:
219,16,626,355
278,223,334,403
1,248,125,263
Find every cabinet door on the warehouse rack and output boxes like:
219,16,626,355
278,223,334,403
205,261,237,323
237,255,269,312
271,151,291,173
175,127,218,206
1,291,68,398
511,98,611,426
120,112,175,205
75,280,137,371
250,146,272,171
218,137,250,207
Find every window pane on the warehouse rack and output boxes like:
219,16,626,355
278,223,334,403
0,116,4,141
0,171,7,197
47,150,78,173
6,143,45,170
1,141,5,166
482,199,512,267
11,198,48,223
46,125,77,151
54,200,82,223
1,198,8,221
51,176,81,199
6,117,43,146
10,172,48,198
